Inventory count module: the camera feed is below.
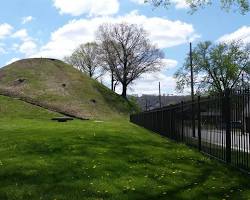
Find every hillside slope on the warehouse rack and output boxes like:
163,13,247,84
0,95,62,120
0,58,135,119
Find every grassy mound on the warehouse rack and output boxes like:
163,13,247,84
0,58,136,120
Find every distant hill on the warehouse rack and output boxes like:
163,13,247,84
133,94,190,111
0,58,137,119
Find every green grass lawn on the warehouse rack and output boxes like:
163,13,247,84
0,96,250,200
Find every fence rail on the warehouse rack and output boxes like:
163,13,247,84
130,89,250,173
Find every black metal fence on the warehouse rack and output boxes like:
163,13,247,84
130,89,250,173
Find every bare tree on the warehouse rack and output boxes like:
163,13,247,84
97,23,165,98
65,42,104,79
96,40,119,91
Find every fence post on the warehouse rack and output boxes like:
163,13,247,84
225,89,231,163
197,96,201,151
192,99,196,138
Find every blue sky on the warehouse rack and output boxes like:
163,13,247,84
0,0,249,95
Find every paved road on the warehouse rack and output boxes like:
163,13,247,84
183,127,250,153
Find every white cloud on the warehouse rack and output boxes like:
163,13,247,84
0,23,13,39
12,29,38,56
129,74,176,95
161,58,178,69
11,43,20,52
217,26,250,44
22,16,34,24
5,57,20,65
34,11,199,58
12,29,30,41
0,43,6,54
0,47,6,54
52,0,119,16
19,41,37,56
127,59,178,95
130,0,145,4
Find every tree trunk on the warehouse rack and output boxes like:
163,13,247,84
122,83,127,99
114,81,118,92
111,70,114,91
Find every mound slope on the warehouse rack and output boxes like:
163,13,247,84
0,95,61,120
0,58,135,119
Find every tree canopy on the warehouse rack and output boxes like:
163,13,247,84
97,23,165,98
174,41,250,94
146,0,250,14
64,42,103,79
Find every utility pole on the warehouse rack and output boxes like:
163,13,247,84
159,82,162,108
190,42,196,137
190,42,194,102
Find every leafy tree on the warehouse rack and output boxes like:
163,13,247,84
97,23,165,99
65,42,104,79
174,41,250,94
146,0,250,14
